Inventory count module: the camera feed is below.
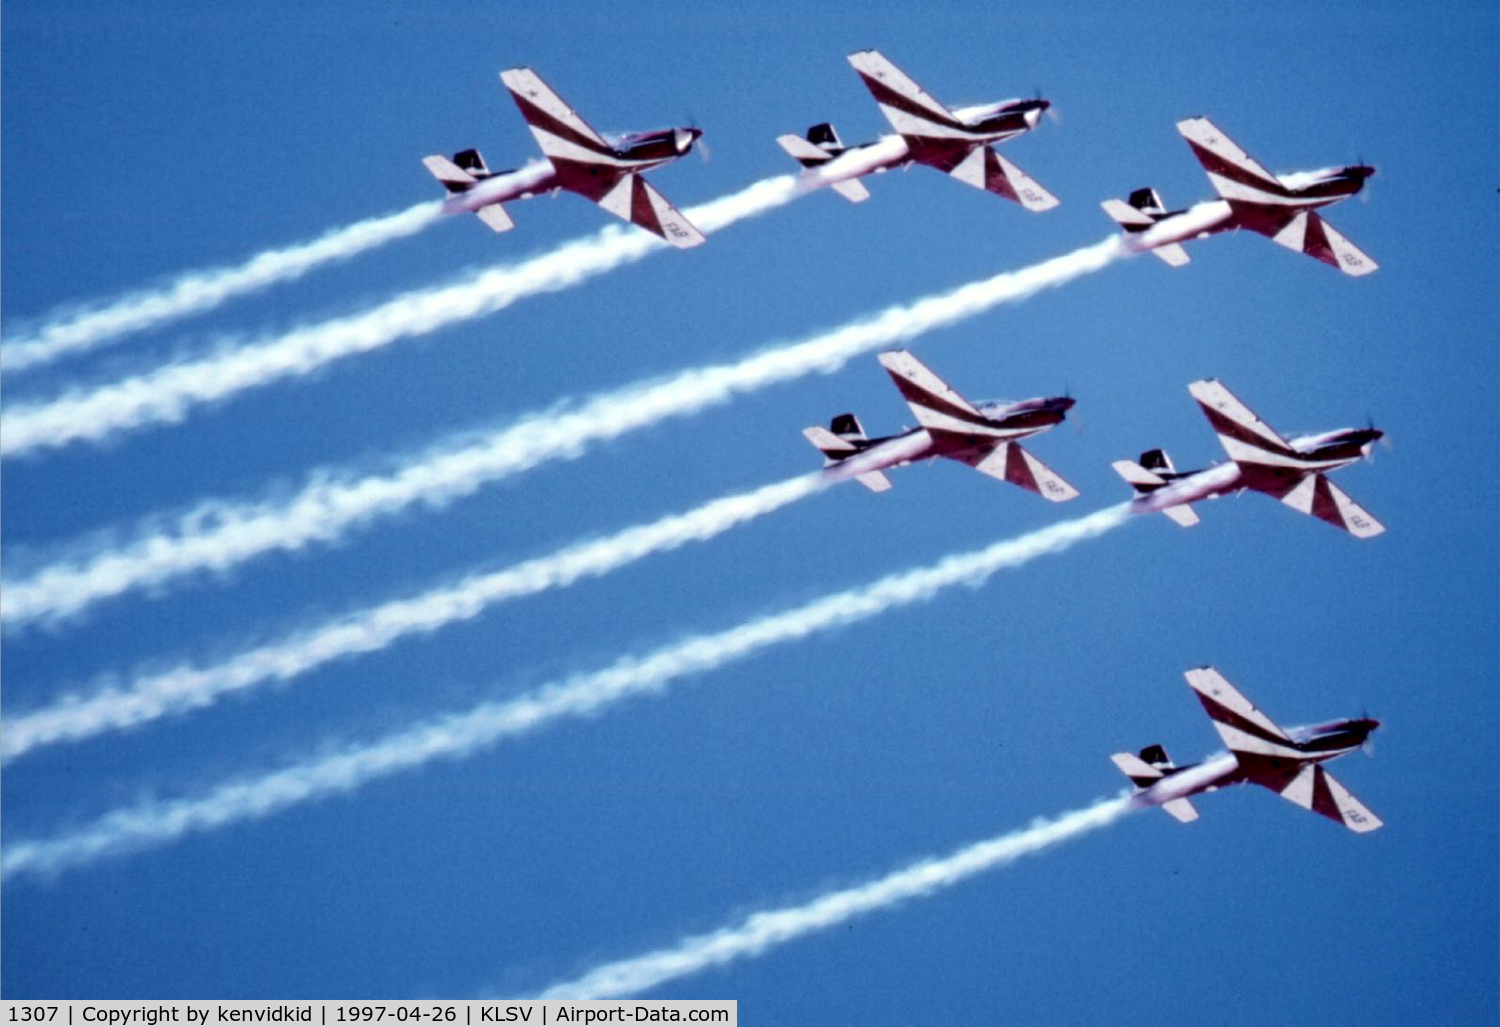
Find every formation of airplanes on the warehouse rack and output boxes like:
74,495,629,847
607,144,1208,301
426,51,1377,278
427,52,1387,833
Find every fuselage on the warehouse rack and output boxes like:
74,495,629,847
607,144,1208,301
445,127,702,215
1133,716,1379,810
801,99,1046,190
1127,461,1243,515
1127,164,1374,256
824,396,1072,483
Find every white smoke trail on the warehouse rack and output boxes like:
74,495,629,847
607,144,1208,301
0,175,804,458
2,202,445,373
2,235,1128,631
541,794,1135,999
0,504,1132,880
1,473,826,762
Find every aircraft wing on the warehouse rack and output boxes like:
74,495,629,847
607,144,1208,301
594,173,706,249
878,350,986,434
1186,666,1302,763
1188,379,1297,466
1273,764,1383,833
1275,473,1386,538
1262,210,1378,276
1177,117,1288,204
847,50,966,141
501,67,612,164
959,442,1079,502
941,145,1059,211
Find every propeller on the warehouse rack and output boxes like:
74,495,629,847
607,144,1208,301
1033,86,1061,125
685,114,710,163
1361,708,1378,757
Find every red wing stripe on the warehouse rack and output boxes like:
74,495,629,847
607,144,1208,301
856,74,963,132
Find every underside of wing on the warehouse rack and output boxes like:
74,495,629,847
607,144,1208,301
1277,473,1386,538
1188,379,1296,465
961,442,1079,502
1185,666,1300,762
500,67,610,160
595,174,706,248
1269,764,1383,833
944,146,1058,211
1177,117,1287,204
847,50,963,140
1259,209,1378,277
877,350,983,429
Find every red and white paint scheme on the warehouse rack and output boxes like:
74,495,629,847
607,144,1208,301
1113,379,1385,538
777,50,1058,211
804,350,1078,500
1101,117,1376,275
423,67,705,247
1113,667,1382,833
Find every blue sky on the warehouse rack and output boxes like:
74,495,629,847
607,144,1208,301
4,0,1497,1019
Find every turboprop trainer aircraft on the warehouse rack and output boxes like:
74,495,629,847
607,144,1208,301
776,50,1058,211
423,67,706,247
1101,117,1376,275
1113,379,1385,537
804,350,1078,499
1113,666,1382,833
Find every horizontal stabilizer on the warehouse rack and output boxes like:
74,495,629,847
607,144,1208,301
855,471,893,492
965,442,1078,501
1152,243,1191,267
423,155,478,195
475,204,515,233
1101,197,1156,229
803,425,859,458
831,179,872,203
1161,798,1200,823
778,133,836,167
1111,459,1166,490
1111,751,1165,787
1162,504,1201,528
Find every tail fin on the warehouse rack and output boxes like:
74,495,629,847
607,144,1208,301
1140,449,1176,476
830,413,868,441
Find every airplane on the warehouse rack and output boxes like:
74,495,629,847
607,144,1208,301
776,50,1059,211
1101,117,1376,275
1113,666,1382,833
423,67,706,248
1113,378,1385,537
803,349,1079,500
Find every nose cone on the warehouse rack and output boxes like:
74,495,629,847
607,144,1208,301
1052,396,1076,413
1023,99,1049,128
676,127,703,154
